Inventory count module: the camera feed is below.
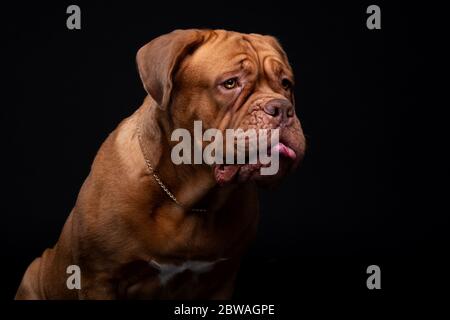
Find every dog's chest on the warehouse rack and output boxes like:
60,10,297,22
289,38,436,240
123,258,226,299
149,258,226,285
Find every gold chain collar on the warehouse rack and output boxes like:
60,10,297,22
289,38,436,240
136,124,207,213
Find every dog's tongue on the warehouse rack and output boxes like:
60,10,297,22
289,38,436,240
272,142,297,160
214,165,239,185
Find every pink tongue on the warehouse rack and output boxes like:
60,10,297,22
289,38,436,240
273,143,297,160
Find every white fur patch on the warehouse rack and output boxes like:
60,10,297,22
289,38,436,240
149,258,227,285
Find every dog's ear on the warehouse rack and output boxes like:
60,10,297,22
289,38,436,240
136,29,205,109
255,34,291,67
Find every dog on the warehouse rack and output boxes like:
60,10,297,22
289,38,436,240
15,29,306,299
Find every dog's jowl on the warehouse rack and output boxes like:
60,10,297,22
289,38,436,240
15,29,306,300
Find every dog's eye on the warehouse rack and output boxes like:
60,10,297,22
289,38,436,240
281,78,293,90
223,78,238,89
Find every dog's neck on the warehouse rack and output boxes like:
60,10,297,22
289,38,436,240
136,97,235,213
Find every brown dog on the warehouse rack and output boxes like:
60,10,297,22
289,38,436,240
15,29,306,299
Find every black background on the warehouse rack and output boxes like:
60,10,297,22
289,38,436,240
4,0,447,310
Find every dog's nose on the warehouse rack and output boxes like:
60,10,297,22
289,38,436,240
263,99,294,121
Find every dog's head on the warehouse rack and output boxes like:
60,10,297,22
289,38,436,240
137,29,306,186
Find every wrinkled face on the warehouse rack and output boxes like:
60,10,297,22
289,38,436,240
169,31,306,185
137,29,306,186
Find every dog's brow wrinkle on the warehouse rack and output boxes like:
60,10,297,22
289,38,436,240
241,36,260,66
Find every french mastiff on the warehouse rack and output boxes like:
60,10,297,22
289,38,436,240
16,29,306,299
